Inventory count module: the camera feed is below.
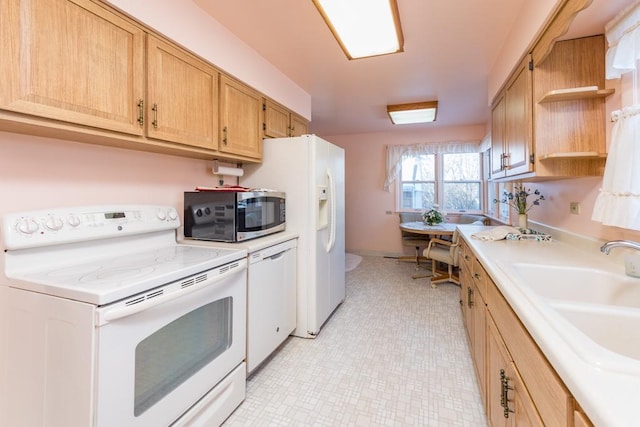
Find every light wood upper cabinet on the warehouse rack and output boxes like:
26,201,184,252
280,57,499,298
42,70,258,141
532,35,609,177
289,113,309,137
220,75,263,160
0,0,145,136
264,99,309,138
264,100,290,138
490,0,611,181
146,35,218,150
491,56,533,180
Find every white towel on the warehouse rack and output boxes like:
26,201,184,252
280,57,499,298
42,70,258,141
471,226,521,241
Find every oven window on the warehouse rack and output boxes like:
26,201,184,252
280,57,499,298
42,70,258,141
133,297,233,416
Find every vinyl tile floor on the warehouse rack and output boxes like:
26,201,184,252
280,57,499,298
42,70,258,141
223,256,487,426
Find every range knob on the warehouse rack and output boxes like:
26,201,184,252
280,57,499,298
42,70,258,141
156,209,167,220
45,216,64,231
67,214,81,228
167,209,178,220
16,217,39,235
196,209,203,217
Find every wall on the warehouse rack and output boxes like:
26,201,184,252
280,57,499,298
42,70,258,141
323,125,486,256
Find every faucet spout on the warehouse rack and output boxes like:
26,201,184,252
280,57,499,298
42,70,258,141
600,240,640,255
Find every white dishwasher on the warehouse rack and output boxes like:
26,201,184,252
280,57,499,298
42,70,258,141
246,238,297,374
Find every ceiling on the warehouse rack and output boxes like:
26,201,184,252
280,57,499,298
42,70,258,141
194,0,630,136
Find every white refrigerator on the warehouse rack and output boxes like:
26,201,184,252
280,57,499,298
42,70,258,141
242,134,345,338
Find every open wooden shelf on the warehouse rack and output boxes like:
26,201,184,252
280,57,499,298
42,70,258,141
538,151,607,160
538,86,615,104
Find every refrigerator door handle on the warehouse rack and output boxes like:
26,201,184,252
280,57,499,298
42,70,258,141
326,168,336,252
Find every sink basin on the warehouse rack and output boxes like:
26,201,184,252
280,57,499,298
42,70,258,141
549,302,640,373
503,263,640,309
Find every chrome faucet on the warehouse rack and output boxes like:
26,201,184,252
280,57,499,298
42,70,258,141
600,240,640,255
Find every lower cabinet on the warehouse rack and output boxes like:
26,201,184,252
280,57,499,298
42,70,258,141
459,236,593,427
487,317,543,426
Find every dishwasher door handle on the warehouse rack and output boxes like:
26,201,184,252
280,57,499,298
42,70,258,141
266,250,287,261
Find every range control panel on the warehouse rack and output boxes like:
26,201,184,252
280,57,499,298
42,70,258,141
2,205,179,250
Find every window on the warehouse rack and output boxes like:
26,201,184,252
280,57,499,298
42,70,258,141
399,154,435,210
398,152,482,212
443,153,481,211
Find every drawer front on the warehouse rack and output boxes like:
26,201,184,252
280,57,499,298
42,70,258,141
460,239,473,272
487,279,572,425
471,258,488,301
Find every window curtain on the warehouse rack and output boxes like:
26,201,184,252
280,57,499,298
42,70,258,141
384,140,482,191
592,0,640,230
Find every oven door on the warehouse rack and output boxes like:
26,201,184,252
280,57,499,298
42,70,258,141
94,260,247,427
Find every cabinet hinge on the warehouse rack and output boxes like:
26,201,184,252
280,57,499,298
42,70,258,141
262,123,266,131
529,59,534,71
529,153,535,164
262,103,266,111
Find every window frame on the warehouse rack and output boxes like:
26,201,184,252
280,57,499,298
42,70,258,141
396,152,484,214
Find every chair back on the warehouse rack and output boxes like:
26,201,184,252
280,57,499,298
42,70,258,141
450,230,461,264
399,212,423,238
458,214,489,225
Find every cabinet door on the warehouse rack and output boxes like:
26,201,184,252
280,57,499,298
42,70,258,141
147,36,218,149
472,288,487,403
487,318,515,427
0,0,145,135
264,100,290,138
490,93,507,179
504,57,533,176
290,113,309,137
220,75,263,159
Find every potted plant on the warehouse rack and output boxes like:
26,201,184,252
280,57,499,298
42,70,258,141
495,184,545,230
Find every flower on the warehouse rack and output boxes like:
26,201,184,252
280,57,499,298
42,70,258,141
423,206,445,225
494,184,545,214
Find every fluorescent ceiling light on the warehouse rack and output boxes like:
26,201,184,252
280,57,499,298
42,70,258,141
387,101,439,125
313,0,404,60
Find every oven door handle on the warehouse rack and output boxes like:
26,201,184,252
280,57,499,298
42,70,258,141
97,260,246,326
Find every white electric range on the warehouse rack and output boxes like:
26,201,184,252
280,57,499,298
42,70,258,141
1,205,248,427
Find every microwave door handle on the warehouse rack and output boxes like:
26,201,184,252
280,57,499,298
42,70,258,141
326,169,336,253
96,263,245,326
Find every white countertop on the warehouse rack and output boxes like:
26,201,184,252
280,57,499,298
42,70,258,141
177,229,298,254
458,225,640,427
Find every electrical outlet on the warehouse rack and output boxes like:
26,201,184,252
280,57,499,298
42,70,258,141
386,210,393,215
570,202,580,215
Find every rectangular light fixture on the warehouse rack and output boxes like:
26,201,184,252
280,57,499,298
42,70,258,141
387,101,439,125
312,0,404,60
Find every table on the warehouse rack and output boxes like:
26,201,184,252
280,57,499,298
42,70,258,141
399,221,457,236
399,222,457,279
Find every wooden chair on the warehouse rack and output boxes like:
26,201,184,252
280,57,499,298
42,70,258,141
424,229,461,288
398,212,430,272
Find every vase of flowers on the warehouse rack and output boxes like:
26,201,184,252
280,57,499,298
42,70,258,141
494,184,545,230
423,206,445,225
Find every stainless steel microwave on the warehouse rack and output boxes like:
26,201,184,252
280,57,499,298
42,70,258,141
184,190,285,242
